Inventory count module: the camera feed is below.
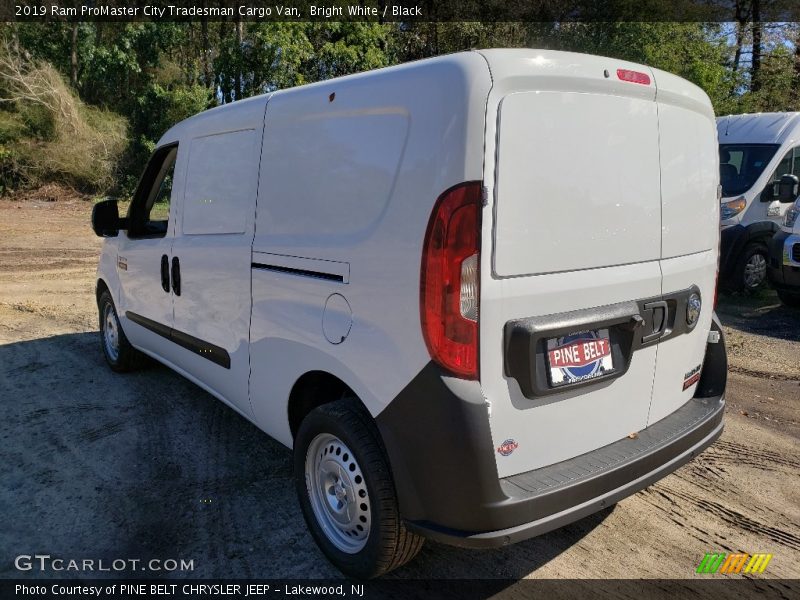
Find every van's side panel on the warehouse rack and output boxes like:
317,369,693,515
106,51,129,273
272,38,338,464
248,54,492,446
116,144,186,366
150,97,268,417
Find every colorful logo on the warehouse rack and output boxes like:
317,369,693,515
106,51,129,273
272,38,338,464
548,331,613,385
497,439,519,456
683,364,701,391
696,552,773,574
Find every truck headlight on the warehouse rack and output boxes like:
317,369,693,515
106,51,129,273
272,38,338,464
721,197,746,220
785,203,800,228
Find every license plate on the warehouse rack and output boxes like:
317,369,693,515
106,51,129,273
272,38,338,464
546,329,614,387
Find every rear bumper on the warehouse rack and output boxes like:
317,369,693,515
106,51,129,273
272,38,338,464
377,317,727,549
408,394,723,548
768,230,800,291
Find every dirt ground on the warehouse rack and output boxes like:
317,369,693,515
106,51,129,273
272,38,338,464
1,197,799,585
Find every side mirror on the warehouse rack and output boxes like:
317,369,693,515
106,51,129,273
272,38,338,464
777,174,799,203
91,199,126,237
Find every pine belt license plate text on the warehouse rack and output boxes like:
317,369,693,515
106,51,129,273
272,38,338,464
546,329,614,387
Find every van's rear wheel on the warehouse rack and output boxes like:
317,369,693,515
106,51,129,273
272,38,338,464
294,399,424,579
98,291,148,372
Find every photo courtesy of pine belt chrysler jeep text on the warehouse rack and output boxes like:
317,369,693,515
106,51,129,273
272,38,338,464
91,49,728,579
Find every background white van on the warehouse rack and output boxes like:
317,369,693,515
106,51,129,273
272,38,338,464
717,112,800,291
768,197,800,307
92,49,727,578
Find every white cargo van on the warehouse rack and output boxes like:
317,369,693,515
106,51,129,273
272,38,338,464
717,112,800,291
768,197,800,307
92,50,727,578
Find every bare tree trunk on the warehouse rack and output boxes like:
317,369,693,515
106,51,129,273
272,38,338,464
201,15,211,88
70,23,78,87
234,20,243,100
730,1,752,94
732,23,743,74
731,1,746,75
751,0,762,93
10,20,19,54
218,21,231,104
793,28,800,107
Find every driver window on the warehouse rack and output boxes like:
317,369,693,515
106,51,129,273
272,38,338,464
127,145,178,239
769,148,794,184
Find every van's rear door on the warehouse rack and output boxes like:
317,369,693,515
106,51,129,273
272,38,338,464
648,68,719,424
479,50,663,478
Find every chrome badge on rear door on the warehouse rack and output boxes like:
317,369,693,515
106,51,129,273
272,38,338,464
546,330,615,387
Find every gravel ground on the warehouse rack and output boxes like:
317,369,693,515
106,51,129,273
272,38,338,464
1,197,799,585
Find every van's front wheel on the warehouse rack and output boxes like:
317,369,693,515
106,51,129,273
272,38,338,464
294,399,423,579
732,242,769,292
98,291,148,372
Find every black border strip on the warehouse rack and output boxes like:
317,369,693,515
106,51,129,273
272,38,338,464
7,1,800,23
251,262,344,283
125,311,231,369
3,580,794,600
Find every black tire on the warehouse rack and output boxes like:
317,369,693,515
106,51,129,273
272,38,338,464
98,290,148,372
731,242,769,293
777,289,800,308
293,399,424,579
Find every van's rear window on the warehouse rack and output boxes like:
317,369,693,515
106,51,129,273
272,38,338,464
719,143,779,197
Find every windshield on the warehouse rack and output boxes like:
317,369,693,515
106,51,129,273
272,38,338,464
719,143,779,197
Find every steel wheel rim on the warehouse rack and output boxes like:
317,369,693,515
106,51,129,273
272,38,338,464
743,253,767,289
305,433,371,554
103,303,120,362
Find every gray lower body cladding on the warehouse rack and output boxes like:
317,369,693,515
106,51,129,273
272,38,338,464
376,316,727,548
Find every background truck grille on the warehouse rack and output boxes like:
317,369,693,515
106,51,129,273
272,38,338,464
793,243,800,263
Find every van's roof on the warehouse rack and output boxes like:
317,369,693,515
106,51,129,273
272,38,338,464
159,49,706,146
717,112,800,145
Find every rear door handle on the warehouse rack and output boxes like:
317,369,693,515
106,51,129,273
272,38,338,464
171,256,181,296
642,300,668,343
160,254,170,293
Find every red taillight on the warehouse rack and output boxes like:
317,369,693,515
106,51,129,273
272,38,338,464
420,182,481,379
617,69,651,86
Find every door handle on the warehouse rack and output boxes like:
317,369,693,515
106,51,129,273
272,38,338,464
642,300,668,344
160,254,170,293
171,256,181,296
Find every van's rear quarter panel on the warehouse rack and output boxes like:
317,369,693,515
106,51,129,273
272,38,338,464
248,54,492,445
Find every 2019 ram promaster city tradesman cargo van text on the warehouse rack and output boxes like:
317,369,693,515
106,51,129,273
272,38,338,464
91,50,727,578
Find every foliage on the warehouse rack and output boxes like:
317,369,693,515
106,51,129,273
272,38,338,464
0,44,126,193
1,18,800,195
